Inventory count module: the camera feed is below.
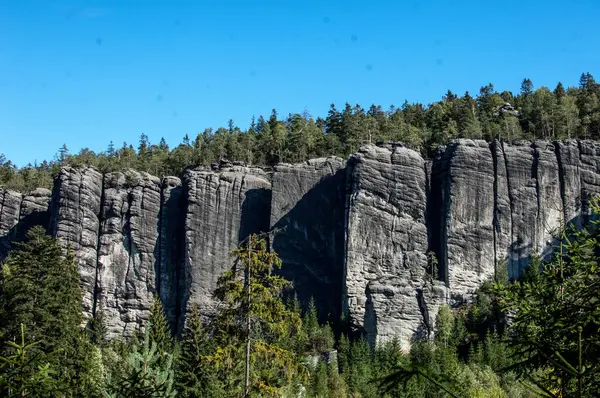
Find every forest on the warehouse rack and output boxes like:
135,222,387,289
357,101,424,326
1,198,599,397
2,73,600,192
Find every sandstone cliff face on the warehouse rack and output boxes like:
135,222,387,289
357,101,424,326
345,144,443,348
159,176,184,332
95,171,162,339
436,140,496,298
5,138,600,348
181,166,271,322
49,167,103,318
18,188,52,240
0,189,22,260
269,157,346,321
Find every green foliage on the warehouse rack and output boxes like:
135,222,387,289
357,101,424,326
0,324,58,397
175,305,223,398
494,198,600,397
0,226,97,395
148,297,172,355
104,327,177,398
3,73,600,193
208,233,307,397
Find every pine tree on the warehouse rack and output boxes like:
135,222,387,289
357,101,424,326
0,324,58,397
208,233,306,397
104,327,177,398
0,226,93,394
175,305,223,398
148,297,172,354
310,360,328,398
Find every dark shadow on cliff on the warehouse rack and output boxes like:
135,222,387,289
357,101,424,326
0,211,50,262
270,169,347,327
239,188,272,242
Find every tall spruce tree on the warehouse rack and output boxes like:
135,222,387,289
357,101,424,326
207,233,306,397
0,226,95,395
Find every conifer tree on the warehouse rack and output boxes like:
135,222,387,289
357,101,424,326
175,305,223,398
208,233,306,397
0,226,93,394
148,297,172,354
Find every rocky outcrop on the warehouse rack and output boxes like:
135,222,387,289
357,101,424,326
0,189,22,260
345,144,443,349
181,166,271,321
18,188,52,239
159,176,184,332
270,157,346,321
6,138,600,348
439,140,496,298
49,167,103,318
95,171,162,339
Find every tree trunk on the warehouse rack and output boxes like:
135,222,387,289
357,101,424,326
244,240,252,398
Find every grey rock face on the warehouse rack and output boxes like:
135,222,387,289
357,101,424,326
491,141,512,274
49,167,103,318
534,141,563,260
345,144,436,349
578,141,600,220
0,189,22,260
441,140,496,298
554,140,582,226
18,188,52,240
502,141,539,278
96,171,162,339
159,176,184,332
270,157,346,321
181,166,271,321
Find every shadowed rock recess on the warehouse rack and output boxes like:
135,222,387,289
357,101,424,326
1,140,600,347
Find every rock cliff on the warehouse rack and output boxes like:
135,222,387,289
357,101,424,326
1,139,599,347
269,157,346,322
181,165,271,325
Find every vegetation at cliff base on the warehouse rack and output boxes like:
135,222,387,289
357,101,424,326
1,209,600,396
2,73,600,192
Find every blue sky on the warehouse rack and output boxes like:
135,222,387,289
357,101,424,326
1,0,599,166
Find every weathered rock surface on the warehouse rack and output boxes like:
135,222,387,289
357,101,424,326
49,167,103,318
270,157,346,321
7,139,600,348
578,141,600,220
181,166,271,321
96,171,162,339
159,176,184,332
345,144,438,349
555,140,582,226
18,188,52,239
0,189,22,260
441,140,496,298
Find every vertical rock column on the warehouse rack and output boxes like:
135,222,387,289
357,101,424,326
578,141,600,219
345,144,443,349
534,141,563,259
0,188,23,260
49,167,103,319
96,171,162,339
554,140,582,227
159,176,184,332
442,140,496,298
269,157,346,321
501,141,539,278
181,165,271,323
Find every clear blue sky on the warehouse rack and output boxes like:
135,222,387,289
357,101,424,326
1,0,598,166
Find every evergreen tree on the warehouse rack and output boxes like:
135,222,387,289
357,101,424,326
104,327,177,398
208,233,306,397
148,297,172,354
0,226,94,394
175,305,222,398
